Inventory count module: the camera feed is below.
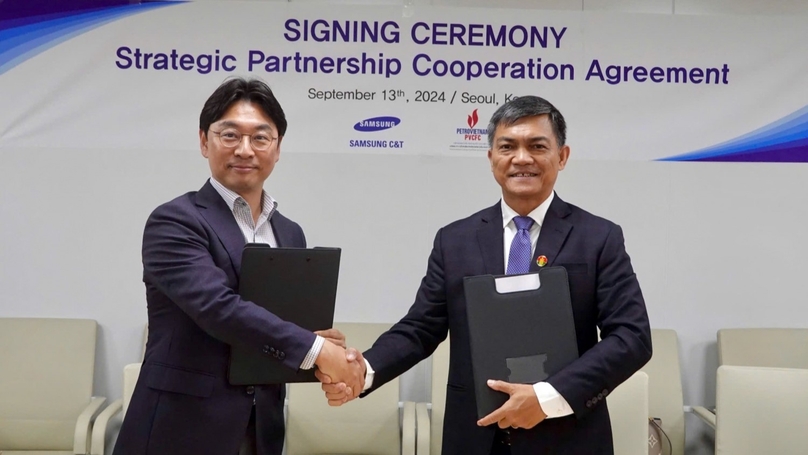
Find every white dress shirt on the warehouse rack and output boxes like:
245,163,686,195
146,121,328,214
210,177,324,370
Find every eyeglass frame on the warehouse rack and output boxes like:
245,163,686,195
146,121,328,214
208,128,279,151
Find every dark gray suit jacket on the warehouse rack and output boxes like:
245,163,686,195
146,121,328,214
363,195,652,455
114,181,311,455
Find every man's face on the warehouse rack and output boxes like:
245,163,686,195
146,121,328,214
488,114,569,211
199,100,282,197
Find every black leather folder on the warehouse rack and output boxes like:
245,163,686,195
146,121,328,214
228,245,340,385
464,266,579,418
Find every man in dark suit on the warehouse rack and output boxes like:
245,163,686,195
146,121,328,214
319,96,652,455
114,78,364,455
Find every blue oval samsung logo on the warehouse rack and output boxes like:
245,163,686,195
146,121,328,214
353,116,401,132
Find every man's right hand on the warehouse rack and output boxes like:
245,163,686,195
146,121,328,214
314,347,365,406
313,341,366,402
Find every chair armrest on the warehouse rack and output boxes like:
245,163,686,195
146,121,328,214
415,402,431,455
90,399,123,455
691,406,716,429
401,401,416,455
74,396,107,454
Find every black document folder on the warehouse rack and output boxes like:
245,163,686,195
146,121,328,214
228,245,340,385
464,266,579,418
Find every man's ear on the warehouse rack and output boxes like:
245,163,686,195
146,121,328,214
558,145,570,170
274,136,283,163
199,129,209,158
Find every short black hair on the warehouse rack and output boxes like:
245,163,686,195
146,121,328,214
487,95,567,147
199,77,287,137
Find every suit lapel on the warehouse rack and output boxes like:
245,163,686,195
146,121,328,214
530,194,573,272
477,203,505,275
195,180,245,276
270,215,295,248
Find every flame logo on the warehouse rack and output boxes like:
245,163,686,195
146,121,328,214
467,109,479,128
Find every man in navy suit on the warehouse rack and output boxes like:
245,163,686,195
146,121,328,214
319,96,652,455
114,78,365,455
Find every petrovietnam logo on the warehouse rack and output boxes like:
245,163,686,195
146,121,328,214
353,116,401,132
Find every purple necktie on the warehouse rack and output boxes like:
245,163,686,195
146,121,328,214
506,216,534,275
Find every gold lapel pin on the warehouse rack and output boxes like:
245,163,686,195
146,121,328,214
536,255,548,267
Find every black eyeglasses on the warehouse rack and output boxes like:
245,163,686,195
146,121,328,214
209,129,277,151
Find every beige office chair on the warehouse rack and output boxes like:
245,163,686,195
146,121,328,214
285,322,416,455
89,363,142,455
0,318,106,455
693,328,808,430
717,328,808,368
413,337,450,455
711,365,808,455
608,371,650,455
639,329,685,455
90,323,148,454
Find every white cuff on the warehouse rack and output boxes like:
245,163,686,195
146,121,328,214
299,335,325,370
533,382,574,418
362,358,375,392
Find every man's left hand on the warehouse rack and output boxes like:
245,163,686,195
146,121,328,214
476,380,547,429
315,328,346,348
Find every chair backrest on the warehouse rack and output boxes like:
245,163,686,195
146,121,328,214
639,329,685,455
0,317,97,451
122,363,142,417
715,365,808,455
718,328,808,369
285,322,400,455
429,338,450,455
608,371,649,455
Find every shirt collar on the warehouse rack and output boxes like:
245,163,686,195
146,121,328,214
501,191,555,229
209,177,277,219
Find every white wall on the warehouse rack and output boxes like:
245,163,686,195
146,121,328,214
2,1,807,454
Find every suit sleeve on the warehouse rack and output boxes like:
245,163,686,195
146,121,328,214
362,228,451,392
547,224,652,419
142,203,315,371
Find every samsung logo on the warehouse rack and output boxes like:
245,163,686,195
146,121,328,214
353,116,401,132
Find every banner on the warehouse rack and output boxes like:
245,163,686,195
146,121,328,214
1,1,807,161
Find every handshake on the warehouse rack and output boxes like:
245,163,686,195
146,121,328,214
312,329,367,406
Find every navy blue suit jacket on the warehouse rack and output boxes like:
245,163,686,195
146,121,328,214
114,181,312,455
363,195,652,455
